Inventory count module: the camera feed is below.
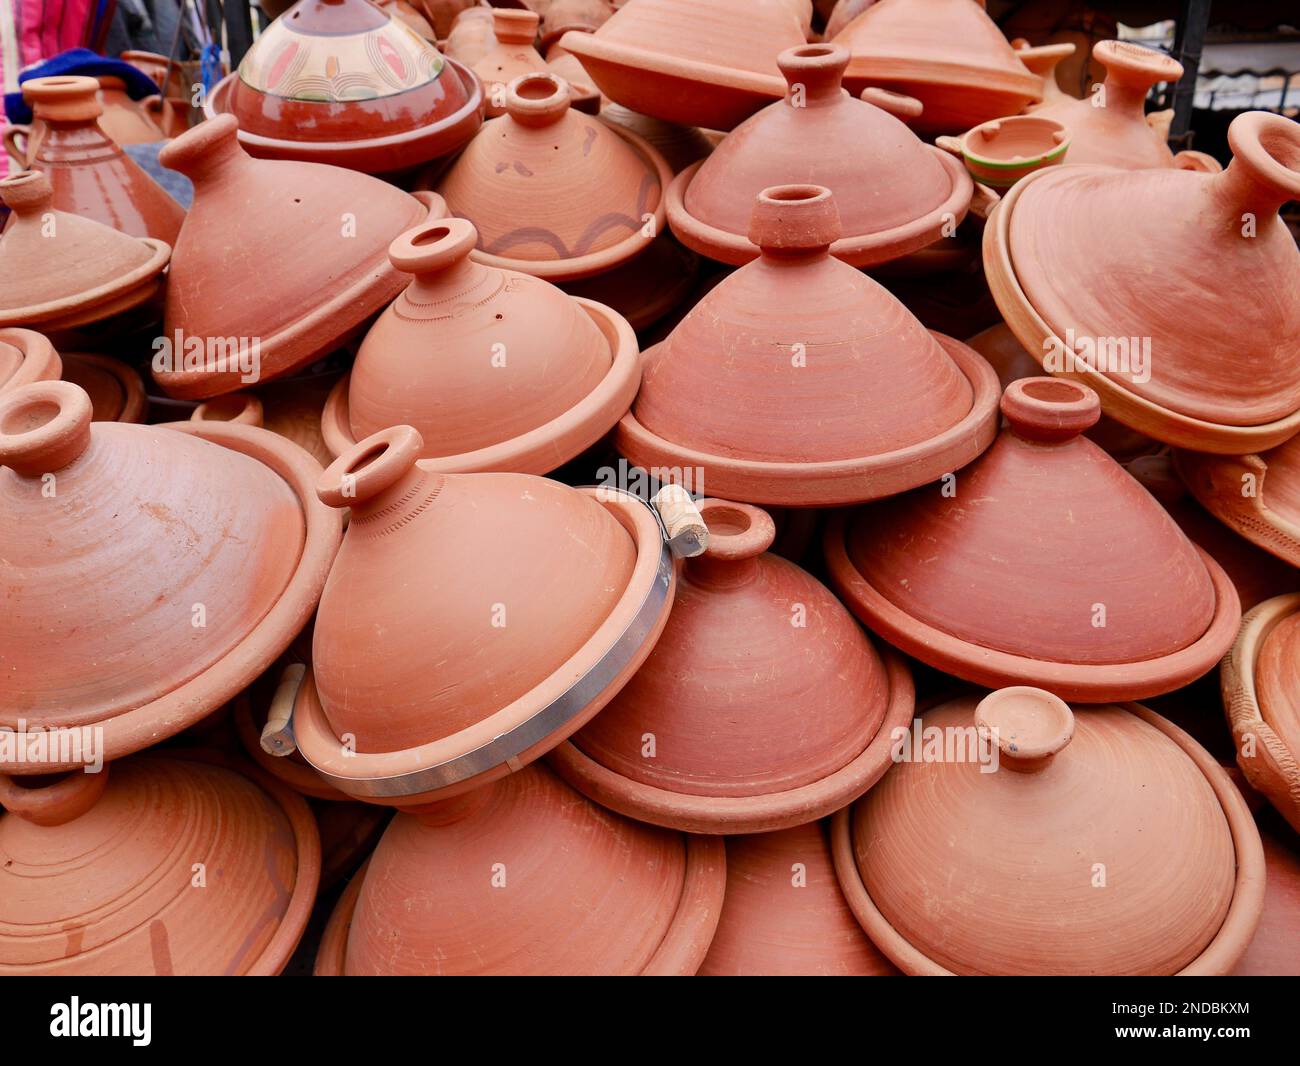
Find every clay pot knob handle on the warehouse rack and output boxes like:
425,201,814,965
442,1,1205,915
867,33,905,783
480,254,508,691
0,169,54,216
860,86,924,121
0,380,94,476
974,687,1075,774
777,44,849,102
1013,41,1076,78
1000,377,1100,444
748,184,842,255
388,218,479,276
1218,111,1300,221
23,75,103,122
504,72,571,128
695,499,776,562
159,112,243,179
652,484,709,558
0,767,109,826
262,663,306,757
317,424,425,510
493,8,540,43
1094,39,1183,99
191,392,264,428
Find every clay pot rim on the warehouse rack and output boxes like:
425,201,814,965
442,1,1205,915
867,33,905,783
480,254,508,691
1174,449,1300,568
232,690,351,802
959,115,1070,170
318,296,639,469
316,832,726,975
823,512,1241,701
1219,593,1300,833
291,487,676,808
202,59,484,174
461,119,673,282
0,419,343,772
837,49,1042,102
984,165,1300,454
60,351,148,423
563,237,699,332
155,189,442,399
665,148,973,267
829,699,1266,975
547,645,915,834
617,332,1000,507
0,327,61,392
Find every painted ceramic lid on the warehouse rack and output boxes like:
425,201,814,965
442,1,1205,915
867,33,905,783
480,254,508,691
316,763,725,975
435,72,671,281
668,44,972,267
619,184,1000,506
0,755,318,975
835,689,1263,974
825,378,1241,701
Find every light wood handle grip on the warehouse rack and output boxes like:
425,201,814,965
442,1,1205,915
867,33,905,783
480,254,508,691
652,485,708,558
261,663,306,756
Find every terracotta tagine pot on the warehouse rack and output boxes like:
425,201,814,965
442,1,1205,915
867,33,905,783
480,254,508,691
374,0,438,40
191,374,338,468
8,76,169,166
699,821,899,976
832,687,1265,974
1231,815,1300,975
558,0,805,131
17,77,184,244
281,427,707,808
1221,595,1300,836
830,0,1042,135
558,232,698,332
0,171,170,333
474,9,547,116
0,334,147,423
121,50,198,137
320,217,639,471
435,72,671,281
540,0,613,50
203,0,483,174
825,0,872,40
666,44,972,268
599,102,714,174
0,754,318,975
985,111,1300,454
0,328,61,395
618,185,1000,507
824,378,1241,701
444,5,497,66
156,115,440,399
0,380,342,771
543,42,602,113
549,499,915,833
942,114,1070,189
1015,39,1074,105
314,763,725,974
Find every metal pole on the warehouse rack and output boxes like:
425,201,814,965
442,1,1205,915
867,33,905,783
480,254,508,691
1170,0,1212,142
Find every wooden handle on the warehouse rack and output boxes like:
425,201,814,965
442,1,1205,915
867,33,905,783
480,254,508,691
652,484,708,558
261,663,306,756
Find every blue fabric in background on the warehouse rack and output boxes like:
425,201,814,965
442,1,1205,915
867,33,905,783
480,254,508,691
5,48,162,125
124,143,194,208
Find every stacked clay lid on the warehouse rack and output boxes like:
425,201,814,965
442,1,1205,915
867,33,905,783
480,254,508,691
666,44,972,267
540,0,614,50
204,0,482,173
319,217,639,472
558,0,805,131
550,499,915,833
0,329,61,395
0,380,342,770
618,185,1001,507
830,0,1041,135
824,378,1241,701
284,426,707,808
473,9,547,116
156,115,441,399
0,753,319,975
0,333,147,424
558,232,699,332
314,763,725,975
1231,812,1300,975
600,102,715,175
832,687,1265,974
192,376,338,469
985,111,1300,453
0,171,170,333
20,76,185,244
435,72,671,281
1221,595,1300,835
699,822,899,976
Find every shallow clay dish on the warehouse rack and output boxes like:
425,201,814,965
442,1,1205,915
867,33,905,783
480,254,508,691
950,114,1069,189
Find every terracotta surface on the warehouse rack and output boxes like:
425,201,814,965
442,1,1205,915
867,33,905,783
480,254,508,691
951,114,1069,189
543,43,602,113
315,764,724,974
832,690,1264,974
435,72,670,281
699,822,899,976
421,0,478,38
599,103,714,175
1231,817,1300,975
474,9,548,116
121,50,201,137
444,5,496,66
192,374,338,468
558,0,804,130
314,800,390,892
558,232,698,332
540,0,613,49
0,328,60,394
157,115,438,398
551,499,915,833
666,44,972,267
619,184,1000,506
824,378,1241,701
0,754,319,975
985,111,1300,453
831,0,1041,134
60,352,148,424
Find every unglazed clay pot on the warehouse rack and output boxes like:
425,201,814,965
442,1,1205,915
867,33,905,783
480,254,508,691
374,0,438,39
282,427,705,808
444,5,496,66
435,72,670,281
984,110,1300,454
233,669,348,802
559,232,698,332
204,0,483,173
666,44,972,268
121,50,198,136
1015,39,1074,105
0,380,342,770
0,328,60,395
559,0,805,131
831,0,1041,135
824,378,1241,701
0,171,169,333
549,499,915,833
1231,816,1300,975
1221,595,1300,835
599,102,715,174
191,374,338,468
320,217,639,471
619,185,1000,507
947,114,1069,189
314,764,725,975
59,353,149,424
157,115,440,398
540,0,612,49
543,42,602,113
0,753,319,974
832,688,1264,974
825,0,872,40
19,77,184,244
699,822,899,976
474,9,547,116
